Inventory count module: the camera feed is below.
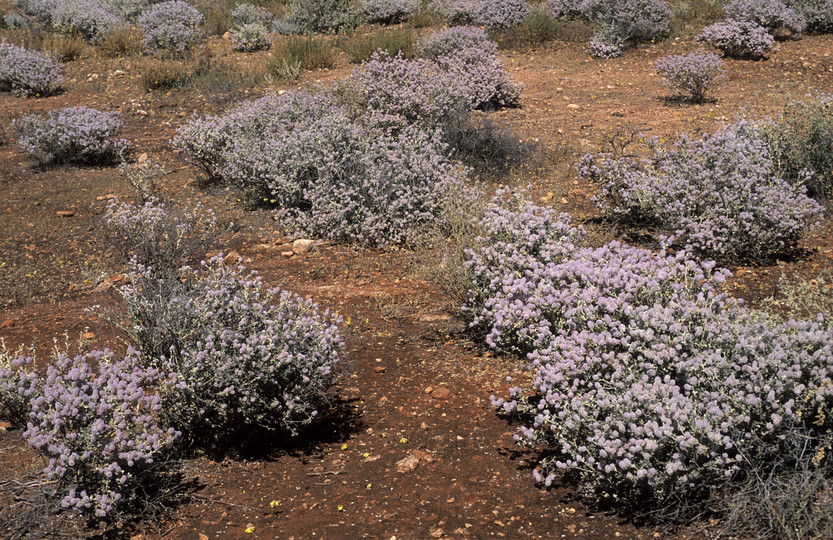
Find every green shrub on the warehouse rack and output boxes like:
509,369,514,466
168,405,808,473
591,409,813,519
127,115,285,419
271,35,336,70
341,28,416,64
288,0,358,34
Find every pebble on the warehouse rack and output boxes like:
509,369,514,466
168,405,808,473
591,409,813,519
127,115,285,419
374,366,386,373
292,239,316,255
431,387,451,400
56,210,75,217
567,104,580,110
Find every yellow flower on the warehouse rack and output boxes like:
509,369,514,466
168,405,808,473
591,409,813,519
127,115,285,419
399,437,408,444
341,443,348,451
337,504,344,511
245,525,255,533
270,500,280,508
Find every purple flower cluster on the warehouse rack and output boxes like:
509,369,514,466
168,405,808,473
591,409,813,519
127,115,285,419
547,0,587,19
415,26,521,109
287,0,358,34
579,121,824,262
0,42,64,97
483,232,833,512
431,0,531,27
50,0,124,43
232,22,272,52
785,0,833,33
11,349,178,517
696,20,777,58
231,2,274,27
13,106,130,166
359,0,419,24
654,51,726,103
138,0,203,55
725,0,808,34
104,196,219,272
430,0,480,24
174,90,475,247
586,24,625,58
121,256,344,442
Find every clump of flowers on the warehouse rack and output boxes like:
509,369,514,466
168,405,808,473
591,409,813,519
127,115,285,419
138,0,204,55
474,0,531,28
232,22,272,52
654,51,725,103
231,2,274,27
5,349,179,518
287,0,358,34
696,20,776,58
430,0,480,24
174,89,475,247
0,42,64,97
579,121,824,262
360,0,419,24
13,106,130,166
120,256,344,445
415,26,521,110
724,0,808,35
784,0,833,34
50,0,124,43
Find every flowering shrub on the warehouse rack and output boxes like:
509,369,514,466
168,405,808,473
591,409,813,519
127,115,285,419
120,257,344,444
548,0,587,19
579,121,824,262
231,2,274,27
0,42,64,97
360,0,419,24
475,0,531,28
654,51,725,103
174,90,475,247
50,0,124,43
288,0,358,34
725,0,808,34
414,28,521,110
430,0,480,24
104,197,219,273
232,22,271,52
785,0,833,33
8,349,178,518
138,0,203,55
484,232,833,517
13,106,129,166
586,24,625,58
696,20,776,58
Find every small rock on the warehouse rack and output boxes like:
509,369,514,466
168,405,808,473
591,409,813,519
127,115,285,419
222,31,233,41
56,210,75,217
0,319,14,328
418,314,452,322
424,386,433,394
281,251,294,258
199,534,209,540
396,454,420,473
137,152,149,163
292,239,316,255
223,251,242,265
374,366,386,373
559,197,569,204
431,387,451,400
567,104,580,110
130,535,143,540
136,109,148,117
81,332,95,340
612,111,625,117
539,191,554,204
430,528,444,538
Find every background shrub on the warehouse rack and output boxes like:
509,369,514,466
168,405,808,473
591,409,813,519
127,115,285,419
287,0,358,34
138,0,204,55
359,0,419,24
13,106,130,166
654,50,725,102
340,27,416,64
579,121,824,262
724,0,808,35
232,22,272,51
3,350,179,518
118,256,344,445
231,2,274,27
270,35,336,71
475,0,531,28
762,95,833,204
430,0,480,24
784,0,833,33
696,20,777,57
50,0,124,43
0,42,64,96
97,26,144,57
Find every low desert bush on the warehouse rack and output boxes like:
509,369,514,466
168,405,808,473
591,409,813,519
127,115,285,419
287,0,358,34
0,350,179,519
761,266,833,321
231,2,274,27
231,22,272,51
579,121,824,262
13,106,130,166
117,159,165,202
341,27,416,63
3,10,29,29
518,8,562,44
138,0,204,55
0,42,64,97
762,95,833,204
415,26,521,109
784,0,833,33
39,33,87,61
118,256,344,445
430,0,479,24
97,26,143,57
696,20,776,57
359,0,419,24
174,90,475,247
667,0,727,36
654,50,725,102
475,0,531,28
270,35,336,71
50,0,124,43
140,58,188,90
442,109,534,175
724,0,807,35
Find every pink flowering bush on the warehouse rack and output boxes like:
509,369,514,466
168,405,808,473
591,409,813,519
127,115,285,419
138,0,204,55
0,42,64,97
654,51,726,103
580,121,824,262
725,0,808,35
1,350,179,518
360,0,419,24
231,22,271,52
13,106,130,166
697,20,777,58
